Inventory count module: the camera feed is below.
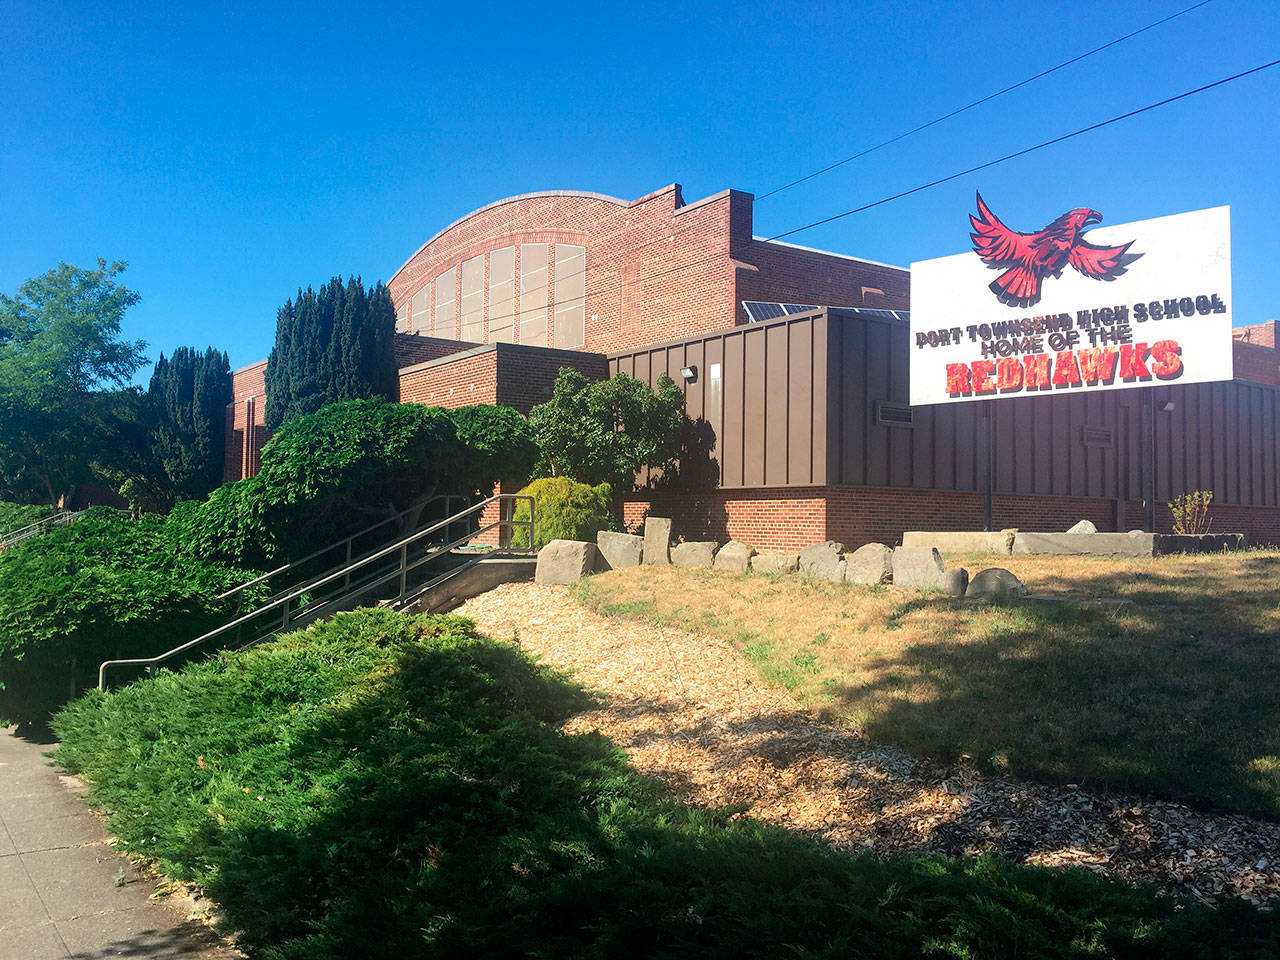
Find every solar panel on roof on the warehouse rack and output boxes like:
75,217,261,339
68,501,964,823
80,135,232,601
783,303,817,314
741,301,788,323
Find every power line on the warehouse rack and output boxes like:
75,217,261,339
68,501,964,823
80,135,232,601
765,56,1280,242
409,55,1279,339
756,0,1219,201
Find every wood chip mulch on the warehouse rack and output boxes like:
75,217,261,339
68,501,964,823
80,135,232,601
458,582,1280,907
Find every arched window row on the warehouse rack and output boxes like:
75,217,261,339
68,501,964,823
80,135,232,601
395,243,586,349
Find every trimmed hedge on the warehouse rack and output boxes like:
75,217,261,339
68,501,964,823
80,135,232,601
511,476,613,550
0,507,254,728
52,610,1280,959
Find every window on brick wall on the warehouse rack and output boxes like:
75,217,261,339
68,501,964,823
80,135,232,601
519,243,548,347
395,300,409,333
435,266,456,338
488,247,515,343
461,255,485,342
410,283,431,335
553,244,586,349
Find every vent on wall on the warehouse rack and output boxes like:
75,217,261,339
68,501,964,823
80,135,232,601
1082,424,1114,447
876,400,914,427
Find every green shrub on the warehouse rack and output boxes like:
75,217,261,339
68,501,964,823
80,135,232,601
449,404,538,489
182,400,540,567
0,500,59,537
510,476,613,550
51,609,1280,959
0,507,254,729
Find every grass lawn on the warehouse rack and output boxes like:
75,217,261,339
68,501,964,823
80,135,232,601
50,608,1280,957
569,550,1280,819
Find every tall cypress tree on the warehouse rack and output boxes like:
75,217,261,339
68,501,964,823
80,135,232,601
147,345,232,499
265,276,395,429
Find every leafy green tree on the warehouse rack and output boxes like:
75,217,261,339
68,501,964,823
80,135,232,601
529,368,684,493
148,346,232,500
450,404,539,491
0,260,148,504
179,400,537,567
264,276,396,430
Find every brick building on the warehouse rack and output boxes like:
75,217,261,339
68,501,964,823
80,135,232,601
225,184,1280,547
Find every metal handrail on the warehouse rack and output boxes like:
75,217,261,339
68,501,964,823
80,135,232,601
0,510,81,551
99,493,533,689
216,493,467,603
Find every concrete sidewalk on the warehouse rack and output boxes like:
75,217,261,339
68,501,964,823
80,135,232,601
0,727,239,959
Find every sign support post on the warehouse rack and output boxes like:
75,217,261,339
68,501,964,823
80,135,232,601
981,400,994,531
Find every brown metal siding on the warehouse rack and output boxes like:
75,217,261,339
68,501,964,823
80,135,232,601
819,307,1280,507
609,307,1280,508
608,314,829,489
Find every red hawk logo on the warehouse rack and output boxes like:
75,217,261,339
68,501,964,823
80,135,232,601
970,192,1138,307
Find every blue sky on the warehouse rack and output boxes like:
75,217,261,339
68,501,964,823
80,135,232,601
2,0,1278,373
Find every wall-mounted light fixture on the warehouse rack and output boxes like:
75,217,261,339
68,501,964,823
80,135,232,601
680,365,698,383
1160,400,1176,413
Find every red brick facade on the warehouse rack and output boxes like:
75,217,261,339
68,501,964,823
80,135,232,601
387,185,909,355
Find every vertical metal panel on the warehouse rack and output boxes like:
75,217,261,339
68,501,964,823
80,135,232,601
811,315,828,486
788,322,814,485
864,322,891,487
743,329,767,486
705,338,726,486
765,324,790,485
722,333,745,488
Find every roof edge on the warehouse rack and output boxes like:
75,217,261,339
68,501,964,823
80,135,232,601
391,189,639,285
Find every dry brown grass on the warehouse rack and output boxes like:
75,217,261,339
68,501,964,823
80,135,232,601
569,550,1280,818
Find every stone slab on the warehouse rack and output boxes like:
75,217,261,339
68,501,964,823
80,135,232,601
845,543,892,585
535,540,600,585
642,517,673,565
408,557,535,614
798,541,845,581
597,531,644,569
1012,532,1155,557
1153,533,1245,555
713,540,756,573
891,546,948,591
902,530,1016,555
671,541,718,568
750,553,799,575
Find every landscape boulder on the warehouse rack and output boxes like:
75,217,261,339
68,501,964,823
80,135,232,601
750,552,799,575
845,542,893,585
642,517,673,565
596,531,644,570
1066,519,1098,535
671,541,718,568
942,568,969,597
891,546,948,591
535,539,600,585
713,540,756,573
965,567,1029,599
799,541,845,582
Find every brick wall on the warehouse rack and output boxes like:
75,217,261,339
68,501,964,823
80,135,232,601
388,184,912,357
624,485,1280,551
1233,320,1280,349
735,238,910,319
393,333,478,368
1232,339,1280,386
397,350,499,408
225,361,269,483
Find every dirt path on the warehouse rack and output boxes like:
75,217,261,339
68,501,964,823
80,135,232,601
458,582,1280,906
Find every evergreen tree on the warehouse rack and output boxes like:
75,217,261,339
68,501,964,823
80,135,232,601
264,276,395,429
147,346,232,500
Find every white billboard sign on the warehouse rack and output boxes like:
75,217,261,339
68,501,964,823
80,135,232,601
909,199,1232,406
